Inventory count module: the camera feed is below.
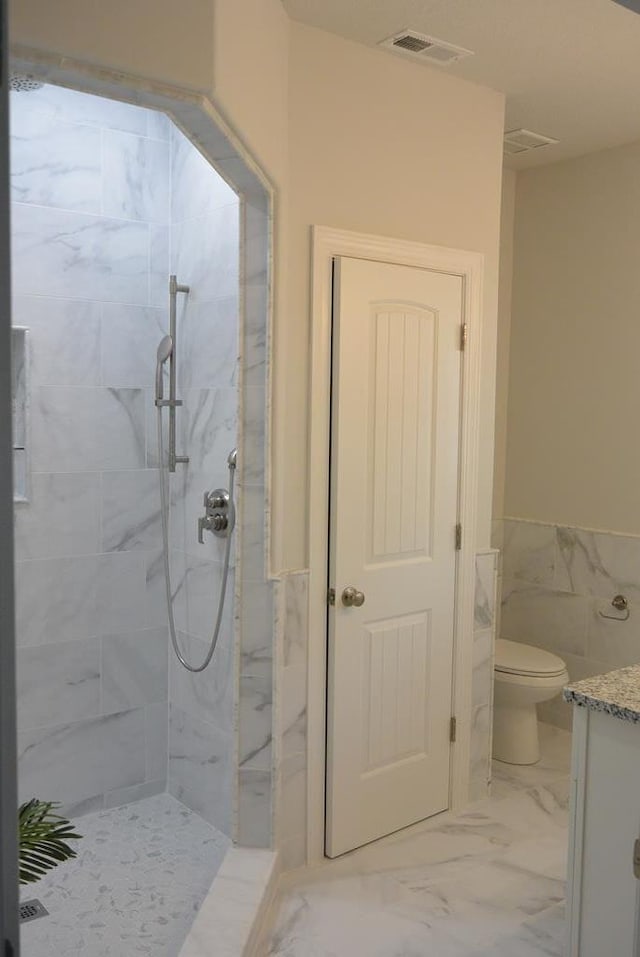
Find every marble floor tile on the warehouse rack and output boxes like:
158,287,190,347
268,725,572,957
20,793,229,957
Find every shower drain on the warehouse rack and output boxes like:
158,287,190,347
19,899,49,923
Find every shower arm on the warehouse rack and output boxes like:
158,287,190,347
168,274,190,472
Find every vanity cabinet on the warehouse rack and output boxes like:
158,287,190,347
567,700,640,956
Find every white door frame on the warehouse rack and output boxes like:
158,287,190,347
307,225,485,864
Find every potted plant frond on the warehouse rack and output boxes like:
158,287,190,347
18,799,82,885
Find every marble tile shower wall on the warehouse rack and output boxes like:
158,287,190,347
11,85,174,814
499,517,640,729
166,125,240,836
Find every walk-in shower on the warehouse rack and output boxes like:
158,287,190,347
10,77,248,956
155,275,237,673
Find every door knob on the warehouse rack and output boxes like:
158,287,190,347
341,586,365,607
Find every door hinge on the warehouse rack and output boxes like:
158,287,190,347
633,837,640,879
327,587,336,606
460,323,467,351
450,716,457,743
455,523,462,550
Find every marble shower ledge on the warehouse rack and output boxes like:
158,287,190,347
564,664,640,724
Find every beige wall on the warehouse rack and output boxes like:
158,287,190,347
10,0,506,565
493,168,516,525
505,139,640,534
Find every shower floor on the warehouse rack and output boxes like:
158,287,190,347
20,793,230,957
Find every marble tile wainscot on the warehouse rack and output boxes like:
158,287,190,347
500,516,640,730
471,550,498,802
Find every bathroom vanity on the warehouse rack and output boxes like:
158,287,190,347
564,666,640,956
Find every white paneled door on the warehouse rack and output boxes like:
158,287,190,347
326,256,463,857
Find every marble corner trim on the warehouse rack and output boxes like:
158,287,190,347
178,846,278,957
564,664,640,724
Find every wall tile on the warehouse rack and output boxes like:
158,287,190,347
101,626,168,713
178,297,239,392
12,295,101,387
17,639,101,730
169,629,234,731
171,205,239,303
31,387,145,472
502,520,556,585
239,675,273,771
500,579,589,658
239,581,273,678
150,224,170,308
15,556,100,646
10,108,102,213
103,129,170,223
145,702,169,783
101,469,162,552
586,597,640,669
101,303,167,388
15,471,100,560
168,704,233,833
171,126,237,223
12,85,150,135
474,552,496,630
96,552,147,635
12,204,150,303
18,708,146,806
237,770,271,848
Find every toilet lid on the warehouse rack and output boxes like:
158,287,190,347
495,639,566,677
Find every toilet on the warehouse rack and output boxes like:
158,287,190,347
492,639,569,765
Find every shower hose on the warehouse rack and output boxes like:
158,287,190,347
156,406,236,673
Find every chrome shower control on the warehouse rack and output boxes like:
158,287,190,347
341,586,365,607
198,488,232,542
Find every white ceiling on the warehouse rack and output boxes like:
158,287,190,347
281,0,640,168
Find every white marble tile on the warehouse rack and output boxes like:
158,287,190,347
12,83,150,134
20,793,229,957
169,551,234,643
179,387,237,480
279,751,307,868
239,674,273,770
11,204,150,303
18,707,146,806
238,483,267,583
101,626,168,713
283,572,309,669
178,297,239,391
239,580,274,678
171,125,238,223
150,223,170,307
242,385,267,485
169,628,234,732
12,295,101,387
103,129,170,223
17,638,101,730
243,284,268,390
31,386,146,472
554,525,640,601
474,551,496,629
503,520,556,586
586,596,640,668
14,471,100,560
281,662,307,761
171,204,239,303
10,109,101,213
237,769,272,848
146,108,172,141
101,302,167,387
15,556,100,646
103,777,166,809
500,579,589,657
96,551,147,635
145,702,169,783
101,469,162,552
168,705,233,832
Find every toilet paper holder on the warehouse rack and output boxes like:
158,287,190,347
599,594,630,621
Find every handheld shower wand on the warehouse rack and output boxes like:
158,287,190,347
155,335,173,405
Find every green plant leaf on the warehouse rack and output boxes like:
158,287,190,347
18,799,82,885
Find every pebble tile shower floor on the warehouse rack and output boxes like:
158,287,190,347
268,724,571,957
20,793,229,956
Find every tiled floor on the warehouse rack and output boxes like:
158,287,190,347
20,793,229,957
268,724,571,957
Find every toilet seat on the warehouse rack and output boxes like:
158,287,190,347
495,638,566,678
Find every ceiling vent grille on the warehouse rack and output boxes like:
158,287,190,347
503,128,559,155
379,30,474,66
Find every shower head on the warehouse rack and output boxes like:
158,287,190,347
157,335,173,364
155,335,173,402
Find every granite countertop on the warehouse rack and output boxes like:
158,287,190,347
563,664,640,724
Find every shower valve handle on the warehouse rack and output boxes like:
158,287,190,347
198,488,231,542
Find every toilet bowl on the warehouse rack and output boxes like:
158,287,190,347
492,639,568,765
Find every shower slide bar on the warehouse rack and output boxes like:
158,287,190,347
156,275,190,472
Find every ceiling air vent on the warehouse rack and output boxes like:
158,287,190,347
503,129,559,155
379,30,474,66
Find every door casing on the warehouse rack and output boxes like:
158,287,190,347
307,226,485,865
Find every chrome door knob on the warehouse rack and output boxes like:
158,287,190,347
341,586,365,607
